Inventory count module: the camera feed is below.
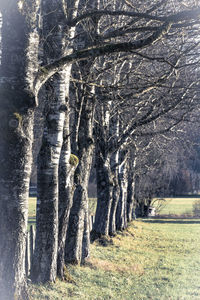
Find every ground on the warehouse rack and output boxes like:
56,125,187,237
29,197,200,300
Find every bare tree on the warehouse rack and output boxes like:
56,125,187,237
65,0,98,265
31,0,79,283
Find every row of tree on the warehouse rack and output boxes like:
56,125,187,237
1,1,200,299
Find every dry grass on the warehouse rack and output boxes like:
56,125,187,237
87,257,144,275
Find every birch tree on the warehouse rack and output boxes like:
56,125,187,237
126,151,137,222
65,0,99,265
31,0,79,283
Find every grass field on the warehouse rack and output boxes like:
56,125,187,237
28,197,36,230
28,196,199,225
29,197,200,300
154,197,200,216
28,197,97,229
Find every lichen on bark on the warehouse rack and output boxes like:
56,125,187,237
69,154,79,166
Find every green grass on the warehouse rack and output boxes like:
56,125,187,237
154,197,199,216
28,197,36,230
28,197,200,299
29,217,200,299
28,197,198,219
28,197,97,229
29,197,36,217
89,198,97,216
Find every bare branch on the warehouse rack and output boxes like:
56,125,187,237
34,21,172,93
68,6,200,27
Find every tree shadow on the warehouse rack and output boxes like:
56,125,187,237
142,218,200,225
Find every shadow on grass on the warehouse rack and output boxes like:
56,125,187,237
28,217,36,225
142,219,200,225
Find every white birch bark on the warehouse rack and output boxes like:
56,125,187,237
32,0,78,282
116,151,128,231
109,113,120,236
56,0,81,273
127,156,136,222
65,0,99,264
32,71,67,283
65,85,95,264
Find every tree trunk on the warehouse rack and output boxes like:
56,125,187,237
65,177,92,264
31,36,67,284
127,171,136,222
92,100,120,238
65,95,94,264
31,73,66,283
0,1,39,299
91,152,113,238
116,152,128,231
57,0,80,279
31,0,79,282
65,185,85,264
109,181,120,236
65,0,98,263
109,151,120,236
91,99,114,239
57,116,78,278
108,113,120,236
0,96,34,300
82,203,90,262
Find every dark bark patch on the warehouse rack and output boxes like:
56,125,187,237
0,87,36,113
8,112,23,129
59,104,68,112
9,118,20,128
